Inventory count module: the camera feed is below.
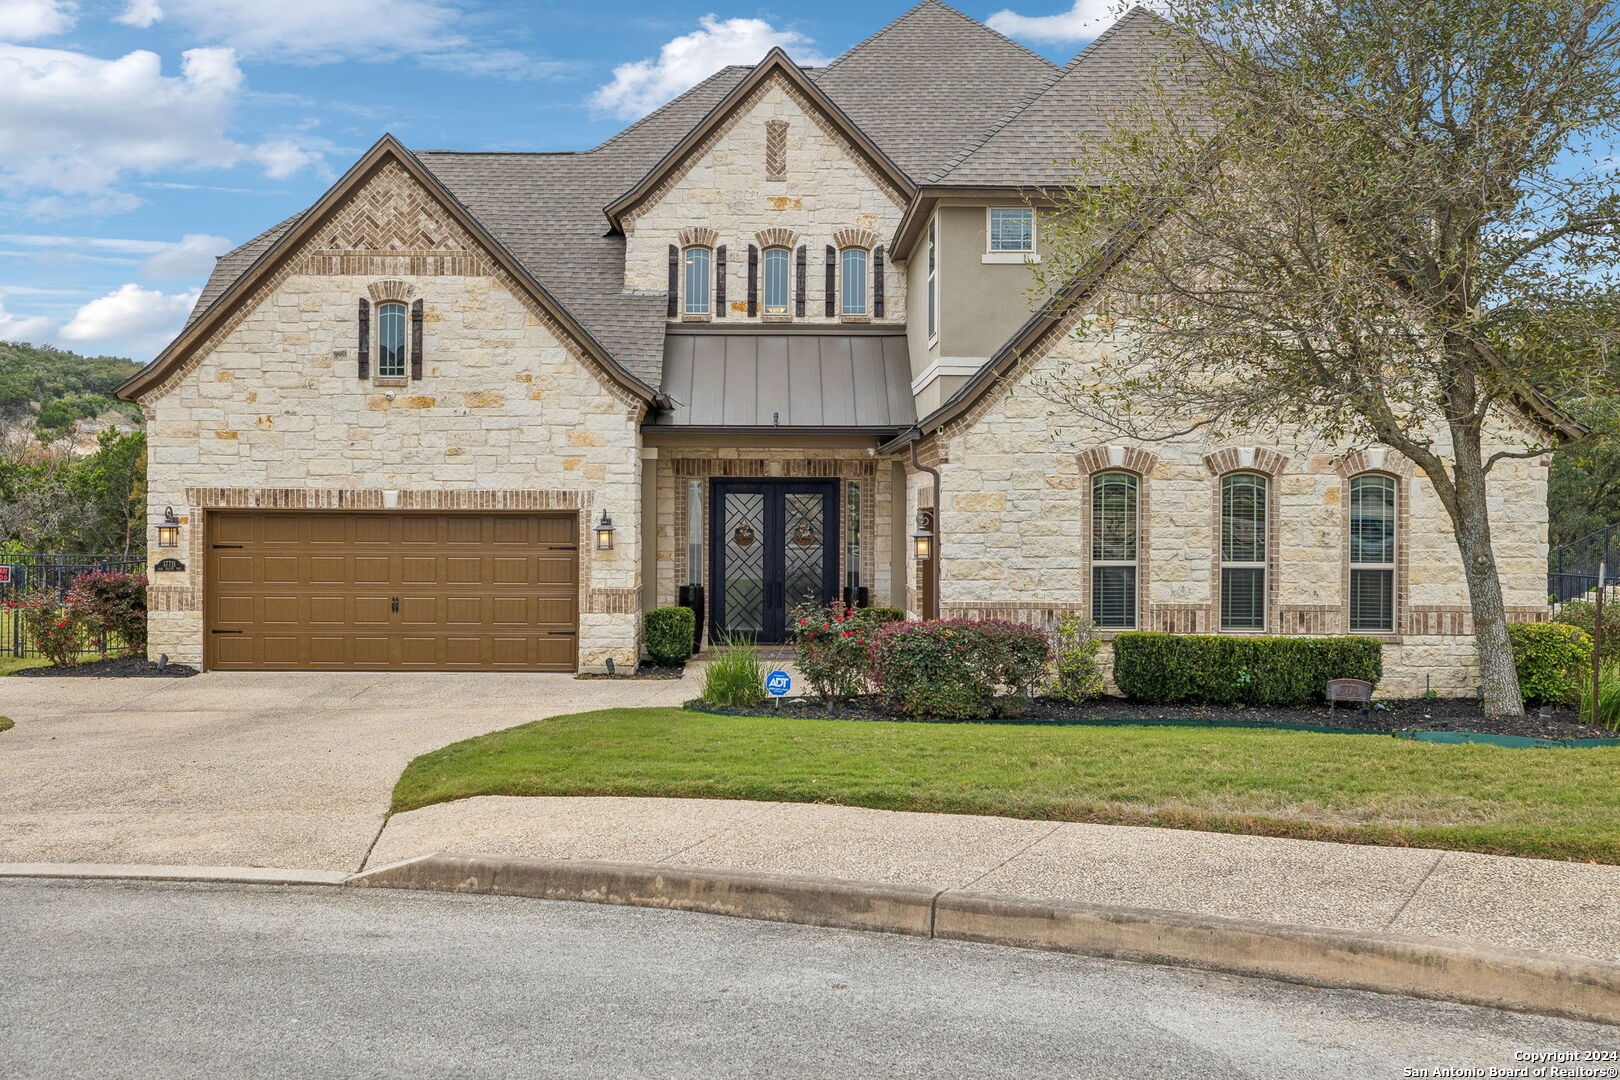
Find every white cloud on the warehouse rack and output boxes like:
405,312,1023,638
0,40,322,209
114,0,161,28
987,0,1117,44
145,0,456,63
0,231,232,276
60,283,197,357
0,298,58,343
141,233,230,277
590,15,831,120
0,0,76,41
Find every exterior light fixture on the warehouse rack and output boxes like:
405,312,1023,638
156,506,180,549
595,510,616,551
911,511,934,562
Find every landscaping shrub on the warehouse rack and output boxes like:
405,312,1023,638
870,619,1052,719
66,571,147,657
10,589,87,668
859,607,906,627
701,631,765,707
791,601,873,703
1509,621,1592,705
643,606,696,667
1112,632,1383,707
1553,599,1620,646
1050,614,1104,703
1580,661,1620,732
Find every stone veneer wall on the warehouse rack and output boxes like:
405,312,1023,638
622,77,907,325
139,161,644,670
903,331,1551,698
653,449,896,617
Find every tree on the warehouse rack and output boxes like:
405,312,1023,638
1036,0,1620,717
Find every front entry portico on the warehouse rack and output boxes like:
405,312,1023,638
710,479,841,643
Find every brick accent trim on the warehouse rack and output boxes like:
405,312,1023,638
366,279,417,302
755,227,798,249
832,227,879,251
1074,446,1158,632
1333,447,1417,479
765,119,788,181
1208,455,1285,633
679,226,719,249
1202,447,1290,477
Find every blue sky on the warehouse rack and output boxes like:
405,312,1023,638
0,0,1114,363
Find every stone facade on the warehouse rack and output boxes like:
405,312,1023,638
139,161,645,670
622,76,908,324
904,329,1551,697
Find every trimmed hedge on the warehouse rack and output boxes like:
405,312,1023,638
871,619,1051,719
1112,632,1383,707
1509,621,1591,705
644,606,697,667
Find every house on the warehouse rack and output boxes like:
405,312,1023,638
117,3,1553,693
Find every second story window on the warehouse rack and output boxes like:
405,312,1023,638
841,247,868,316
683,246,711,315
376,301,407,378
763,247,790,315
989,207,1035,253
926,217,938,338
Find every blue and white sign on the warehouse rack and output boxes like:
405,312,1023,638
766,669,793,697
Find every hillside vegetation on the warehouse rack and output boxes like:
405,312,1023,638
0,341,143,437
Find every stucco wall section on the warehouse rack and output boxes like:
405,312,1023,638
139,162,643,670
926,329,1550,697
623,78,906,325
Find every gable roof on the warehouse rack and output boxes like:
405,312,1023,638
117,135,658,403
603,48,914,233
810,1,1060,181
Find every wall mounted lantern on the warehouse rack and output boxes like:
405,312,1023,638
595,510,616,551
911,510,934,562
156,506,181,549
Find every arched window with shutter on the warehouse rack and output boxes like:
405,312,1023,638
376,302,407,379
683,246,711,315
762,247,790,315
840,247,868,316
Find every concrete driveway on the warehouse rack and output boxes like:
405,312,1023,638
0,671,691,872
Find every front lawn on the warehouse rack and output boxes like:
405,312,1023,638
392,707,1620,864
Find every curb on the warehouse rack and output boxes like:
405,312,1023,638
350,853,1620,1026
0,862,349,886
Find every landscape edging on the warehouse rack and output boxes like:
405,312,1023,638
347,853,1620,1026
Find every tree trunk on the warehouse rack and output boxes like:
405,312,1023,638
1450,453,1525,719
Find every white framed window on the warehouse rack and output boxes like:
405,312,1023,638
1220,473,1268,631
988,207,1035,252
840,247,868,316
683,246,711,315
763,247,790,315
376,301,407,378
686,479,704,586
1091,471,1138,629
926,216,938,340
1349,474,1396,632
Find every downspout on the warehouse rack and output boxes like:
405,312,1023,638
909,435,941,619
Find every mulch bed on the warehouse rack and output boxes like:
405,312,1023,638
575,661,686,681
693,694,1613,741
14,657,199,678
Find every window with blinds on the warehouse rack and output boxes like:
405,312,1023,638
1349,474,1396,632
1090,471,1138,628
1220,473,1267,630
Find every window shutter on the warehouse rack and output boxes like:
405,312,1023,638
715,245,727,317
747,245,759,317
873,246,885,319
667,245,679,317
409,299,424,380
795,245,807,317
357,298,370,380
824,246,836,317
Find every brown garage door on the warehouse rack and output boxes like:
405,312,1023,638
206,512,579,671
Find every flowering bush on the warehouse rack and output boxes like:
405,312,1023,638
871,619,1052,720
10,589,88,668
791,601,874,703
66,571,148,657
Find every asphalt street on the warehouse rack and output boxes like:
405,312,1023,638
2,879,1612,1079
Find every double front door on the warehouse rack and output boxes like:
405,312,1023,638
710,480,840,644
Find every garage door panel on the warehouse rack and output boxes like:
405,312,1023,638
207,512,577,671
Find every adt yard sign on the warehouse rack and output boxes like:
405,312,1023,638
766,669,792,697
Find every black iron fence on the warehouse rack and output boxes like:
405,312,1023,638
1,553,144,659
1549,522,1620,604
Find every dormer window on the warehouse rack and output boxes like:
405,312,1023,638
376,302,407,378
988,207,1035,253
840,247,868,316
762,247,791,315
683,246,712,315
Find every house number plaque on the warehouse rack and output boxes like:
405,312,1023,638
153,558,186,572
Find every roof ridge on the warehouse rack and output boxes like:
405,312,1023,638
587,65,754,154
816,0,1058,78
928,6,1160,183
417,150,578,157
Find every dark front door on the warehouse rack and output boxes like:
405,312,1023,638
710,480,840,644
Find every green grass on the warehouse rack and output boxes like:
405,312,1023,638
0,656,47,676
392,707,1620,864
0,716,12,733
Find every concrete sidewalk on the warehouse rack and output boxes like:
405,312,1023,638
369,795,1620,964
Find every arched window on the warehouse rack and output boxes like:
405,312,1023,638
683,246,711,315
376,301,407,378
762,247,790,315
1091,472,1138,628
1220,473,1267,630
840,247,868,316
1349,474,1397,632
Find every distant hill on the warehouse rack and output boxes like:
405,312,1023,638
0,341,144,437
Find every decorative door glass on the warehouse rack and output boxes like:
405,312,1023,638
783,492,826,616
721,490,766,635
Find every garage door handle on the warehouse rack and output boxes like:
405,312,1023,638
212,544,244,549
547,545,577,551
548,630,576,636
211,629,243,635
391,597,400,613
